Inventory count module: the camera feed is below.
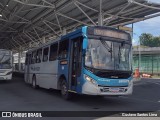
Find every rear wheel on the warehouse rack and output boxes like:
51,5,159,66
60,79,72,100
32,75,38,89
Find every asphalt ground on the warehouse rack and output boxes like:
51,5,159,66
0,75,160,119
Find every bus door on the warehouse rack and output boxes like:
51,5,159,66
69,37,82,91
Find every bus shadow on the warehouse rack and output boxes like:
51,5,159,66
34,86,128,108
71,94,127,108
13,77,129,108
25,84,62,98
0,80,12,84
22,81,129,109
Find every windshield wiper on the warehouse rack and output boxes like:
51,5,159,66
100,40,112,52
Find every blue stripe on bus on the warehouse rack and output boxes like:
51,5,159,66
83,68,132,87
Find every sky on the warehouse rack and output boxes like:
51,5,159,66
127,0,160,45
147,0,160,4
132,16,160,45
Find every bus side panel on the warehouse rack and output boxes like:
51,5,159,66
36,60,58,89
57,59,69,86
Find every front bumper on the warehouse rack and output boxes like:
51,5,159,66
82,81,133,95
0,74,12,80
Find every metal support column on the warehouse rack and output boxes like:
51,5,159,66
42,36,46,44
62,28,66,35
152,54,153,75
138,43,141,73
18,46,22,71
98,0,103,26
29,42,32,48
132,23,134,38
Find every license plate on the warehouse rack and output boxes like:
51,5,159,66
109,88,119,92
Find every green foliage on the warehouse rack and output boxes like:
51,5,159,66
139,33,160,47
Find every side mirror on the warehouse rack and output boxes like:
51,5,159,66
82,49,86,57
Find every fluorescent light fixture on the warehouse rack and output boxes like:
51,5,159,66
0,14,2,17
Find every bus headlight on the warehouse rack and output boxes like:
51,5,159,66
84,74,97,85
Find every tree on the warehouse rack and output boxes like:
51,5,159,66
139,33,160,47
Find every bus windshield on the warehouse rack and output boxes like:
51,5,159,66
0,52,12,69
85,39,131,71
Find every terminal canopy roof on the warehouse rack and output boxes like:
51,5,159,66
0,0,160,51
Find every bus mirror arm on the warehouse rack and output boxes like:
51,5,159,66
82,50,86,57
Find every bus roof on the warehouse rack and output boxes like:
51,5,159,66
27,27,84,53
27,26,130,53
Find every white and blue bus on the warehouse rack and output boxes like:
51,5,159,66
25,26,133,99
0,49,13,81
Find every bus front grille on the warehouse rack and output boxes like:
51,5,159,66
98,85,128,87
0,70,6,73
100,87,128,93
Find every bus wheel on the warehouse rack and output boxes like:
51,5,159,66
60,79,72,100
32,76,38,89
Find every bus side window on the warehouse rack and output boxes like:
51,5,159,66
59,40,69,59
49,43,58,61
36,49,42,63
43,47,49,62
31,51,36,64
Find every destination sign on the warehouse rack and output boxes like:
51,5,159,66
88,27,130,40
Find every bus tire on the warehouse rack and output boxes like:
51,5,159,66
60,79,72,100
32,75,38,89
